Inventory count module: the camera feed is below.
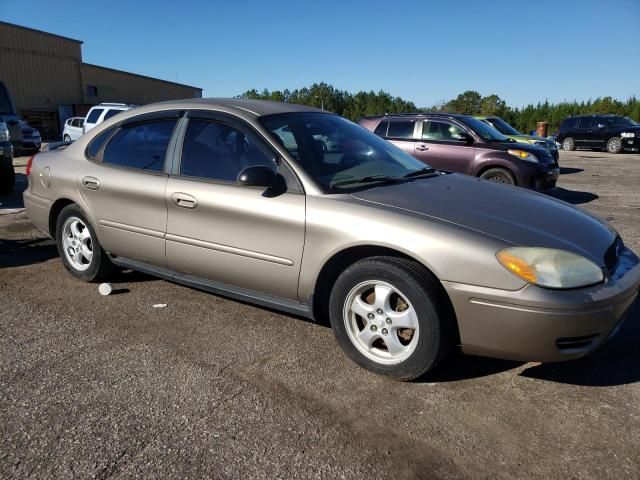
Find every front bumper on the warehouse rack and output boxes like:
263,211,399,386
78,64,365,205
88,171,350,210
621,137,638,151
519,162,559,191
443,248,640,362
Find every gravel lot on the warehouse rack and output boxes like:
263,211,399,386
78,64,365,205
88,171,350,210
1,150,639,479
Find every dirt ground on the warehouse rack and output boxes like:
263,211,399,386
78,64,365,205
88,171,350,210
1,150,639,479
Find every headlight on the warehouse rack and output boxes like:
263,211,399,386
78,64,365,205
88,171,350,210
0,122,9,142
507,149,538,163
496,247,604,289
621,132,635,138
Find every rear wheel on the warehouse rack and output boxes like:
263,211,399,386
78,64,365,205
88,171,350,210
479,167,516,185
55,204,114,282
562,137,576,151
606,137,623,154
0,156,15,197
329,257,453,381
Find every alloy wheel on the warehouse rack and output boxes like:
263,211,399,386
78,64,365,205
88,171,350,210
62,216,93,271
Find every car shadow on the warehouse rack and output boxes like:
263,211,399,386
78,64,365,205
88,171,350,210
0,237,58,268
549,187,599,205
422,350,523,383
559,167,584,175
520,302,640,386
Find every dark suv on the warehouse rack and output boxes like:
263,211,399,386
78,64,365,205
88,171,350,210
557,115,639,153
359,113,559,191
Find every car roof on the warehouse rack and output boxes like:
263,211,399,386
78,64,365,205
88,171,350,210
153,98,326,117
361,112,473,122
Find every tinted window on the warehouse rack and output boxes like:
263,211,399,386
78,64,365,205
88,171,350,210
422,121,465,141
387,121,414,139
86,127,116,159
561,118,577,129
103,109,123,121
86,109,104,124
180,119,275,182
102,120,176,171
579,117,597,129
373,121,389,137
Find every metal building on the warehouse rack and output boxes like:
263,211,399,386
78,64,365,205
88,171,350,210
0,21,202,138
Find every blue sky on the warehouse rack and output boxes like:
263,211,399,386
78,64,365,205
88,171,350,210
2,0,639,107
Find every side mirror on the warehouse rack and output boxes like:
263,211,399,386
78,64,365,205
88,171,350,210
237,165,278,187
454,132,474,144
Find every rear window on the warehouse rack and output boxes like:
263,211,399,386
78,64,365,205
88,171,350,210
102,119,177,172
86,108,104,124
387,120,414,139
373,120,389,137
86,127,116,159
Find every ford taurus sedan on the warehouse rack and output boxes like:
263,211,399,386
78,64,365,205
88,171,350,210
24,99,640,380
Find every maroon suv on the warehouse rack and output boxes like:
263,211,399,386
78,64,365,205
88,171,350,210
359,113,559,191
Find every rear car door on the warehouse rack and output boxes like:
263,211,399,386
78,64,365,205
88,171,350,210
78,112,181,266
384,119,416,157
574,117,597,147
164,111,305,300
414,119,475,173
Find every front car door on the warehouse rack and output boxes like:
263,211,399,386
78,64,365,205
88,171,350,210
164,111,306,301
78,112,181,266
413,119,476,173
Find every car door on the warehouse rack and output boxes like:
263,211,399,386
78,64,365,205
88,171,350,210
413,119,475,173
78,112,181,267
574,117,597,147
164,111,306,301
384,119,416,157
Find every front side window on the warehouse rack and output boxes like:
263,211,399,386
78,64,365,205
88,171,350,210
386,120,414,139
422,121,465,141
604,116,637,127
102,119,176,172
86,108,104,124
261,113,428,192
180,119,276,182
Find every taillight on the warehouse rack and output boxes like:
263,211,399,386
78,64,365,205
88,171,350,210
26,155,35,176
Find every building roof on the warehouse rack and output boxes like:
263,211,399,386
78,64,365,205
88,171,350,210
0,21,83,44
82,63,202,92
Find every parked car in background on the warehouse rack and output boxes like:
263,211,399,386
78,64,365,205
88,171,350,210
24,99,640,381
0,121,15,196
1,82,41,155
83,103,135,133
557,115,640,153
360,113,559,191
475,115,559,162
63,117,85,141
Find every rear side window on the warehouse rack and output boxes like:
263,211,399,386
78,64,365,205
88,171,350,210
180,119,276,182
561,118,577,129
579,117,597,129
373,120,389,137
103,109,123,121
387,120,414,139
86,108,104,124
86,127,116,159
102,120,177,172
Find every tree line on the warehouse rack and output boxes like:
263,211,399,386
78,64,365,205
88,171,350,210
238,83,639,134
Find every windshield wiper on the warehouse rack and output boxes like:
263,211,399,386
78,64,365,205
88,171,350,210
331,175,399,187
401,167,438,179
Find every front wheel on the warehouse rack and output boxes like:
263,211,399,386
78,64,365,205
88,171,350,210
55,204,114,282
329,257,453,381
63,134,71,142
606,137,623,154
479,167,516,185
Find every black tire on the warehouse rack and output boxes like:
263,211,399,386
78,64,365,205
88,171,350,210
63,134,71,142
606,137,623,154
479,167,516,185
55,204,115,282
0,157,15,197
562,137,575,151
329,256,454,381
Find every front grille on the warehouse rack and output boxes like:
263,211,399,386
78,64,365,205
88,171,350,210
604,237,623,274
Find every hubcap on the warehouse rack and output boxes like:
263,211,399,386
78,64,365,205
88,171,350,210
62,217,93,271
487,174,507,183
609,139,620,152
563,139,573,150
343,281,419,365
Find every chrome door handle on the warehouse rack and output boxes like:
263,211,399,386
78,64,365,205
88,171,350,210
416,144,429,151
82,176,100,190
171,192,198,209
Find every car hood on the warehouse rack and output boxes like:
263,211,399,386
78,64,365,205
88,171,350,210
351,173,615,265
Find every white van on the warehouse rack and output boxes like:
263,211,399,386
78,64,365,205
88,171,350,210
83,103,135,133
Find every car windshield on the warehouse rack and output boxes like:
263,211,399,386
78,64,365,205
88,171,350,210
260,113,432,192
487,117,521,136
604,116,637,127
459,116,509,142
